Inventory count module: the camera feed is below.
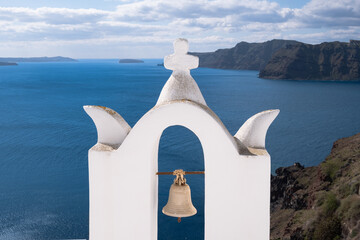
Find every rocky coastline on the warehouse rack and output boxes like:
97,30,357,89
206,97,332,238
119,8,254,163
192,39,360,81
271,133,360,239
191,39,298,70
260,40,360,81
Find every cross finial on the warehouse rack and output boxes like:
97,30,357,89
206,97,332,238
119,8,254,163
156,38,206,106
164,38,199,72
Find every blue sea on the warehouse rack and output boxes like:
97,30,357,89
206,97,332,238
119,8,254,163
1,59,360,239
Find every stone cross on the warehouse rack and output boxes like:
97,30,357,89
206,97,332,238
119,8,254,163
164,38,199,72
157,38,205,105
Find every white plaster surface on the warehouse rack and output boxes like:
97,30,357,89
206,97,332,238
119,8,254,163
84,38,279,240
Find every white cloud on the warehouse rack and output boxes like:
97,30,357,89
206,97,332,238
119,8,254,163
112,0,283,22
0,0,359,57
0,7,109,24
295,0,360,28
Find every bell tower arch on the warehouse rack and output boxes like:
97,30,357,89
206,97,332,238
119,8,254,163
157,125,204,239
84,39,279,240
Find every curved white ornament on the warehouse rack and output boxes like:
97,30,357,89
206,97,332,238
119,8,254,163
83,105,131,149
235,109,280,149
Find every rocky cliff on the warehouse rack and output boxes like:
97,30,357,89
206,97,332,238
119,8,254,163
191,39,360,81
260,40,360,81
271,133,360,240
191,39,298,70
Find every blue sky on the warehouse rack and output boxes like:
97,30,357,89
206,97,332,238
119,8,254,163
0,0,358,58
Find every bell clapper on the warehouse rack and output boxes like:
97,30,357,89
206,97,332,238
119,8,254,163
177,217,181,223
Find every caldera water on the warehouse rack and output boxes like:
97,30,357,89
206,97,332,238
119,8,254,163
1,59,360,239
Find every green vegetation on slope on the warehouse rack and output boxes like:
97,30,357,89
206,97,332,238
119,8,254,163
271,133,360,239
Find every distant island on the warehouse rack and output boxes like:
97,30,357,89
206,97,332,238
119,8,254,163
0,56,77,63
191,39,360,81
0,62,17,66
119,59,144,63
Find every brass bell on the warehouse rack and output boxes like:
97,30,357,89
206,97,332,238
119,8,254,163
162,169,197,222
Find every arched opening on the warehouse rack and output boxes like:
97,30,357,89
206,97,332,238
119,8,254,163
157,125,205,240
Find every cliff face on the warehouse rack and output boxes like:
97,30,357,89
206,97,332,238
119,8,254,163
191,39,298,70
271,133,360,240
260,40,360,81
192,39,360,81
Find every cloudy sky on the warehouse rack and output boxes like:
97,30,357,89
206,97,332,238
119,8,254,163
0,0,359,58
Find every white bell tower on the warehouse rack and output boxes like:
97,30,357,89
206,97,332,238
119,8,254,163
84,38,279,240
